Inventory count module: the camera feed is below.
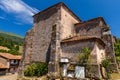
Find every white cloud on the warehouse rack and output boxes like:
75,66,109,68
0,0,39,24
0,16,6,20
14,22,23,25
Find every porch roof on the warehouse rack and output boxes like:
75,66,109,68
0,53,22,60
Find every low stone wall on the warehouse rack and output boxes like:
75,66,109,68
109,63,119,73
85,64,102,79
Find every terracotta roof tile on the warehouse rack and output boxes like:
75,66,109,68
0,53,22,60
0,63,8,69
75,17,106,27
61,36,105,46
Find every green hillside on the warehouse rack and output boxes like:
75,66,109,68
0,31,24,55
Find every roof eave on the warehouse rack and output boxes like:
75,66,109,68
33,2,81,22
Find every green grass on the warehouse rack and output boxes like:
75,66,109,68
19,46,23,53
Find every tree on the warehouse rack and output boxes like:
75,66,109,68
15,45,19,51
78,47,91,64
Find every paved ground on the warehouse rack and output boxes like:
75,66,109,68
0,73,17,80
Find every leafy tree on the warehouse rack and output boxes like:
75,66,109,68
0,32,23,55
15,45,19,51
0,49,8,53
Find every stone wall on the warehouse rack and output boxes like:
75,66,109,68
75,21,102,37
61,40,95,62
23,28,35,64
60,6,79,40
23,6,61,63
90,42,105,64
0,57,9,68
61,40,105,79
102,34,116,62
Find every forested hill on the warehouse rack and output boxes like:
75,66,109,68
0,31,24,55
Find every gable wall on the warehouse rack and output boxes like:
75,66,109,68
60,7,79,40
75,21,102,37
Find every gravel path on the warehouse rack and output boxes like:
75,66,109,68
0,73,18,80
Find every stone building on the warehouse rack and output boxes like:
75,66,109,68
21,2,118,79
0,53,21,74
0,63,8,75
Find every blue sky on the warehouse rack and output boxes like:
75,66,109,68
0,0,120,37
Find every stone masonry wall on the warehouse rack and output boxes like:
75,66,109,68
60,6,79,40
23,28,35,64
29,7,61,63
0,57,9,68
90,42,105,64
75,21,102,37
61,40,95,62
61,40,105,63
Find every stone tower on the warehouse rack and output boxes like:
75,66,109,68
20,2,118,79
21,2,81,76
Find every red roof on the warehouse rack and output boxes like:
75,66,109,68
0,53,22,60
75,17,106,27
61,36,105,46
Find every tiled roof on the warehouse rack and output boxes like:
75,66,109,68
0,63,8,69
0,53,22,60
61,36,105,46
33,2,81,22
75,17,106,27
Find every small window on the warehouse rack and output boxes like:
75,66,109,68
52,24,56,33
10,60,14,64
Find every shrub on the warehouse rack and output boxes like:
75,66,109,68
24,62,48,77
24,65,33,76
101,59,110,79
78,47,91,64
101,59,110,68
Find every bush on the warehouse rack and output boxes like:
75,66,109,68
24,62,48,77
101,59,110,79
24,65,34,76
78,47,91,64
101,59,110,68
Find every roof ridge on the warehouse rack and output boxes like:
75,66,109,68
61,35,105,46
33,2,81,22
75,17,106,27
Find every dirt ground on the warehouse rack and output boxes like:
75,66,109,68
0,73,17,80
